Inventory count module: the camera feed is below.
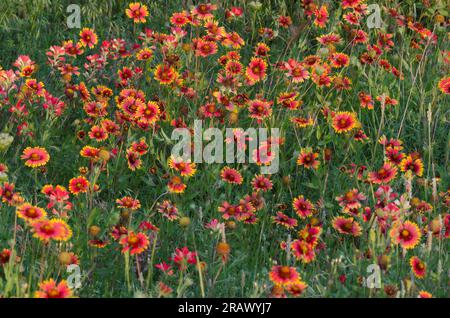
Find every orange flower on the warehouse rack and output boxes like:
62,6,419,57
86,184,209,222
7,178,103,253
245,57,267,82
88,125,109,141
154,64,178,85
409,256,426,279
126,149,142,171
16,203,47,222
168,157,197,177
418,290,432,298
68,176,90,195
389,221,421,249
438,77,450,94
293,195,314,218
167,176,187,193
399,155,424,177
79,28,98,48
125,2,149,23
35,279,72,298
21,147,50,168
116,196,141,210
297,148,320,170
31,218,72,242
119,231,149,255
269,266,300,286
332,216,362,237
291,240,316,263
367,162,398,184
220,167,243,185
332,111,358,133
314,5,329,28
136,47,153,61
135,101,160,125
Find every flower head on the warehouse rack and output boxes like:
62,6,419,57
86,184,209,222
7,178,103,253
21,147,50,168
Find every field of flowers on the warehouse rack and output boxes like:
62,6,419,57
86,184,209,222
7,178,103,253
0,0,449,299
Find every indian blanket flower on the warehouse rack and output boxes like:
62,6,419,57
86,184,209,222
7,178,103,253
269,266,300,286
389,220,422,249
399,155,424,177
34,279,72,298
314,5,329,28
272,211,298,229
245,57,267,82
368,162,398,184
297,148,320,170
331,112,359,133
119,231,150,255
21,147,50,168
249,174,272,192
31,218,72,242
332,216,362,237
154,64,178,85
220,166,243,185
418,291,432,298
125,2,149,23
293,195,314,218
285,59,309,83
410,256,426,279
79,28,98,48
167,176,187,193
126,149,142,171
291,240,316,263
336,189,366,212
68,176,90,195
168,157,197,177
157,200,179,221
16,203,47,222
438,77,450,94
136,101,160,125
116,196,141,210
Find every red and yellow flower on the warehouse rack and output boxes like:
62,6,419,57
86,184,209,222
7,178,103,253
125,2,149,23
21,147,50,168
35,279,73,298
389,221,421,249
119,231,150,255
410,256,426,279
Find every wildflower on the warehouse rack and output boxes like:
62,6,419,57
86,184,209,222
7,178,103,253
116,196,141,210
136,101,160,125
220,167,243,185
31,218,72,242
35,279,72,298
399,155,424,177
172,246,197,271
119,231,149,255
246,57,267,82
291,240,316,263
157,200,179,221
293,195,314,218
332,112,359,133
125,2,149,23
269,266,300,286
389,220,421,249
21,147,50,168
297,148,320,169
418,291,432,298
409,256,426,279
126,149,142,171
336,189,366,212
314,5,329,28
154,64,178,85
368,162,398,184
332,216,362,236
16,203,47,222
272,211,298,229
438,77,450,94
167,176,186,193
251,175,272,192
168,157,197,177
79,28,98,48
69,176,90,195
